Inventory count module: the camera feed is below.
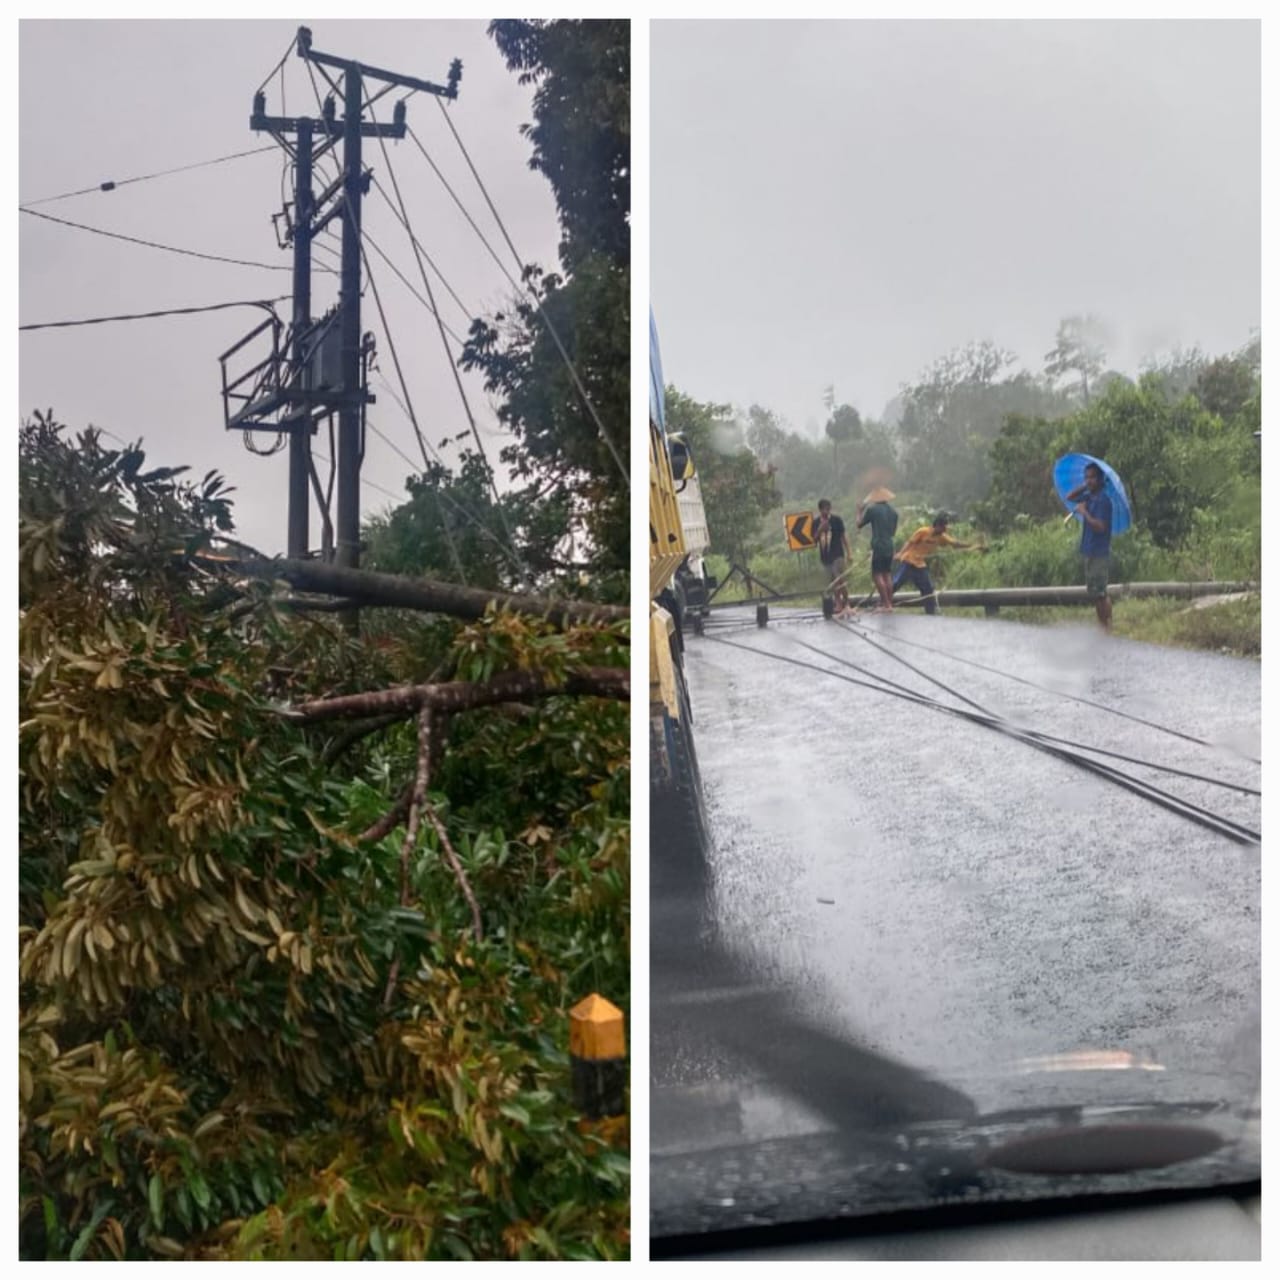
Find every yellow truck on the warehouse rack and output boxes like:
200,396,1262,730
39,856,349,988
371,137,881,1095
649,313,711,863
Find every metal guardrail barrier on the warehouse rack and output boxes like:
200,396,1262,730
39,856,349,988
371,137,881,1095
704,581,1256,614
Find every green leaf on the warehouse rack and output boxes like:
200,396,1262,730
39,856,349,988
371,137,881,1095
69,1198,112,1261
148,1172,164,1230
41,1195,59,1246
188,1172,212,1212
499,1102,531,1126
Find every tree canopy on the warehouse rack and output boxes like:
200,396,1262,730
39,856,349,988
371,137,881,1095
19,416,629,1261
457,20,630,602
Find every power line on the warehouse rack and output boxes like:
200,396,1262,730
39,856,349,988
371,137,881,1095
19,207,333,274
255,31,299,96
19,297,287,332
368,177,473,324
361,229,466,346
359,247,467,583
312,446,403,505
407,123,516,291
18,145,277,209
431,99,629,488
362,252,529,580
364,91,529,588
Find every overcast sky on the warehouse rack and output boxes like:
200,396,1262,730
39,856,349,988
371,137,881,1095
652,19,1261,436
20,19,561,555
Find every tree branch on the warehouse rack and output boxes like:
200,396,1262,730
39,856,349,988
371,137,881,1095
423,801,483,944
382,706,436,1009
357,779,415,845
322,713,407,767
287,667,628,724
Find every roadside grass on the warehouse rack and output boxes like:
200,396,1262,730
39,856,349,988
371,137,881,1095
944,596,1260,658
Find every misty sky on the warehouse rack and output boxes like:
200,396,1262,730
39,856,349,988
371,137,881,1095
652,19,1260,436
20,19,562,555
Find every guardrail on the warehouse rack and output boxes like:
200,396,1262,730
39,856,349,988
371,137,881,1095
898,581,1257,614
704,580,1256,615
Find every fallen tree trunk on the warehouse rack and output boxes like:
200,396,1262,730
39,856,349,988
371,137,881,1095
227,557,627,629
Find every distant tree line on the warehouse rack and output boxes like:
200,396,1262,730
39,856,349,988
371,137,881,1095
662,315,1260,570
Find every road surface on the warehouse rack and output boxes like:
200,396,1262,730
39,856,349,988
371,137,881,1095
651,608,1260,1237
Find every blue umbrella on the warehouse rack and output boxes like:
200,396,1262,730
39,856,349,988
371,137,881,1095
1053,453,1132,536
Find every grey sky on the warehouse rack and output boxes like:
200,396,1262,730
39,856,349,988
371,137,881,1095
20,19,560,554
652,19,1260,435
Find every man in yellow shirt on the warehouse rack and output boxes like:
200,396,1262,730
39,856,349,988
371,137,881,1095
891,513,976,615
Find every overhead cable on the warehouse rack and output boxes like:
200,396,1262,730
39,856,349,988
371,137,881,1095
18,145,278,208
365,92,529,588
361,230,466,346
363,248,531,582
369,178,473,324
431,101,629,487
358,249,468,583
20,297,287,332
19,207,330,274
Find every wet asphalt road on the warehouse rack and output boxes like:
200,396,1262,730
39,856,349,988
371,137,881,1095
651,608,1261,1232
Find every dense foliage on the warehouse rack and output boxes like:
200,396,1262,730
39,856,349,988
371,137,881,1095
19,416,629,1261
457,19,630,602
662,389,781,571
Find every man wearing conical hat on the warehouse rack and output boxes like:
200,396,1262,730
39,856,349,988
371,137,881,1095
856,486,899,612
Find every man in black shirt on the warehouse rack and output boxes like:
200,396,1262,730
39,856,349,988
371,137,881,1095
814,498,853,615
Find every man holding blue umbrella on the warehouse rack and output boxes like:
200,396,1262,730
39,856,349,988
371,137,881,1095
1064,460,1115,631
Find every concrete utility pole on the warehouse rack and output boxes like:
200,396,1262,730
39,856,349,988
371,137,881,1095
297,26,462,571
287,117,313,559
224,26,461,569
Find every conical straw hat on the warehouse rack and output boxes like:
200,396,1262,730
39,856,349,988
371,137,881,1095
864,486,896,503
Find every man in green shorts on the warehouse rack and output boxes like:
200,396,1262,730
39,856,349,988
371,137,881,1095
856,486,899,612
1064,461,1113,631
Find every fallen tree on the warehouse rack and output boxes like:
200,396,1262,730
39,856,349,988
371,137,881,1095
219,556,629,630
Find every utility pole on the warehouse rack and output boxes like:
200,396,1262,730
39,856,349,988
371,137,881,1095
220,26,461,573
336,65,364,570
297,27,462,572
286,116,313,559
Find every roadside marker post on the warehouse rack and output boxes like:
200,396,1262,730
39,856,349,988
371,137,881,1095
570,993,627,1119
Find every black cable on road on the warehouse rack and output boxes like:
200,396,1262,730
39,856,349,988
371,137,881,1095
19,145,278,208
19,297,287,332
704,633,1259,846
855,618,1259,764
20,207,334,274
797,625,1262,819
788,633,1260,798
